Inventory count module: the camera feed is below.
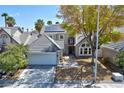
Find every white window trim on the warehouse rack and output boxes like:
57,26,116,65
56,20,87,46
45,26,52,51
79,42,92,56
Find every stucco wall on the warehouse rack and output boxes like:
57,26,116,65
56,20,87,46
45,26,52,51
102,47,118,63
46,32,68,55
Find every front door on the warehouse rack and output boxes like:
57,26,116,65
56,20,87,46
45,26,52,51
68,46,75,55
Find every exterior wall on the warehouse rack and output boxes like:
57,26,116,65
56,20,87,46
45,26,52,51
75,39,92,57
0,30,11,45
64,33,68,55
45,32,68,55
102,47,118,64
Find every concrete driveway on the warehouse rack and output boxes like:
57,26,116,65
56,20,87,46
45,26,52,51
12,66,55,88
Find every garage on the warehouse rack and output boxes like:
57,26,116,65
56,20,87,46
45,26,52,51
27,34,61,66
28,52,58,65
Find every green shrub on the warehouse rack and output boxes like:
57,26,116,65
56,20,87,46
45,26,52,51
115,50,124,70
0,44,28,72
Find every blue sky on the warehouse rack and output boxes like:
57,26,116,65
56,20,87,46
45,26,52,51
0,5,62,30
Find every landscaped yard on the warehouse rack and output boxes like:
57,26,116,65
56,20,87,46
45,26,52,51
56,57,112,81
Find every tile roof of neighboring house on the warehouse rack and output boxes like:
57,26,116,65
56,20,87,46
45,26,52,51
45,24,65,32
102,40,124,52
28,34,61,53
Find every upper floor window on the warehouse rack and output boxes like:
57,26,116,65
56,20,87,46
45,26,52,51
49,35,53,38
60,35,64,40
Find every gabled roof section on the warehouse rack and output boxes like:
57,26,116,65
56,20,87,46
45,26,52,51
102,40,124,52
45,24,65,32
1,27,21,44
20,32,30,44
45,34,61,49
28,34,61,53
2,27,22,35
74,33,85,46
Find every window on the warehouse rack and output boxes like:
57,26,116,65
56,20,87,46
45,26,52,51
79,42,92,56
80,48,83,54
81,44,85,47
89,48,91,54
84,48,87,54
49,35,53,38
60,35,64,40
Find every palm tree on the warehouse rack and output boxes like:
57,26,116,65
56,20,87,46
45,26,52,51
47,20,52,25
35,19,44,36
1,13,8,27
6,16,16,27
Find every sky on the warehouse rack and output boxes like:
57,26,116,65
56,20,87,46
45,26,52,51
0,5,62,30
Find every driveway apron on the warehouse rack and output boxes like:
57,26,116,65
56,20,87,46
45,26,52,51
12,66,55,88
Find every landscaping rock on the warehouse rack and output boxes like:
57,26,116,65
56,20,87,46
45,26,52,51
2,71,6,75
112,72,124,82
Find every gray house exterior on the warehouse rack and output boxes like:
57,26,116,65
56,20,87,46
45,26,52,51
101,40,124,64
44,25,68,55
28,34,61,65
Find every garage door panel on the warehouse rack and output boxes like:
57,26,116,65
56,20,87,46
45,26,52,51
28,52,57,65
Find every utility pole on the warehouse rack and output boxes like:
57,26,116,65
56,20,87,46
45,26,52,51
94,5,100,83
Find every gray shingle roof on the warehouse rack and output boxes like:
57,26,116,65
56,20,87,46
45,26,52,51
2,27,22,35
1,27,22,44
115,26,124,33
28,34,61,53
74,34,85,46
102,40,124,52
20,32,30,44
45,24,65,32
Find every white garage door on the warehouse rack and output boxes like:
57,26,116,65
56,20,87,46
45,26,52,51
28,52,57,65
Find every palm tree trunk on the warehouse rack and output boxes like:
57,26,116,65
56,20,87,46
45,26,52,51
5,16,7,27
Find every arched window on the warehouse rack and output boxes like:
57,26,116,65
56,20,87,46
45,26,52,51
79,42,92,56
0,34,8,44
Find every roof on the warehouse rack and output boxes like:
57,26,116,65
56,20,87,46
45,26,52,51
24,34,38,45
102,40,124,52
1,27,32,44
28,34,61,53
20,32,30,44
1,27,21,44
45,24,65,32
74,33,85,46
115,26,124,33
2,27,22,35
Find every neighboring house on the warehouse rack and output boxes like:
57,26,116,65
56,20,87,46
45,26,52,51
0,26,61,65
0,27,22,52
115,26,124,40
101,40,124,65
